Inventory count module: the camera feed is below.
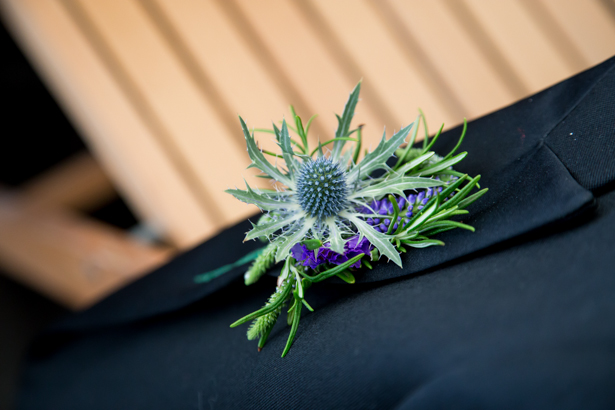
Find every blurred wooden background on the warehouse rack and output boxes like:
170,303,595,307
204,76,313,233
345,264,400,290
1,0,615,308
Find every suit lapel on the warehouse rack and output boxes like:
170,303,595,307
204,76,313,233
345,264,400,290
54,57,615,331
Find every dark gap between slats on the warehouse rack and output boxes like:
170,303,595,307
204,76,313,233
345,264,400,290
137,0,248,154
293,0,401,129
214,0,328,144
367,0,467,120
518,0,588,72
442,0,529,98
58,0,226,224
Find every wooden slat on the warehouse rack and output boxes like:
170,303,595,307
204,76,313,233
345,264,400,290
540,0,615,65
463,0,573,92
236,0,387,150
517,0,589,73
3,0,615,253
149,0,313,154
0,0,215,247
384,0,515,120
309,0,454,133
20,152,116,212
0,193,171,309
74,0,256,225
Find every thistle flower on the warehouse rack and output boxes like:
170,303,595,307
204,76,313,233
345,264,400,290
227,83,448,268
228,83,488,357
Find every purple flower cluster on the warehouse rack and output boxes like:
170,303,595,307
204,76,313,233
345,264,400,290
360,179,457,233
291,236,372,269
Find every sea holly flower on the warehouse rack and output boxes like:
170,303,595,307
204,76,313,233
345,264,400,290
226,83,488,357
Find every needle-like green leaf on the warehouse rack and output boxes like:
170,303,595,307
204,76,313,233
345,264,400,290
347,123,413,183
278,120,298,176
226,182,299,211
275,218,316,262
410,152,467,177
240,116,294,187
331,82,361,160
342,212,402,267
350,176,445,199
325,217,346,254
244,213,304,241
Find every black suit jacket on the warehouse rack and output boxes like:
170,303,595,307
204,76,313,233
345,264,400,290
19,57,615,409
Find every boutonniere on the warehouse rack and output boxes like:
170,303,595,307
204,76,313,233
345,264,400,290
225,83,487,356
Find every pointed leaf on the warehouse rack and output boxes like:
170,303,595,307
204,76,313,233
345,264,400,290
342,212,402,267
411,152,467,177
301,239,322,250
245,213,303,241
308,253,364,282
240,116,293,187
336,270,356,284
350,176,445,199
331,82,361,160
275,218,316,262
325,217,346,254
347,123,413,183
278,120,298,176
404,199,439,232
401,239,445,248
394,152,435,175
226,183,299,211
394,115,421,168
420,220,475,233
457,188,489,209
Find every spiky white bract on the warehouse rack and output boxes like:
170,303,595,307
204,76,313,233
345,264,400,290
227,84,486,357
225,83,447,267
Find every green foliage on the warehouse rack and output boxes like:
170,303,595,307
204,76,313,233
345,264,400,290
224,82,487,356
244,242,278,286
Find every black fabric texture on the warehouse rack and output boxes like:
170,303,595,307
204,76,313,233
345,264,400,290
18,56,615,409
544,66,615,192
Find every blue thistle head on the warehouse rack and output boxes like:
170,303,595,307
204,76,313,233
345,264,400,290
296,157,348,219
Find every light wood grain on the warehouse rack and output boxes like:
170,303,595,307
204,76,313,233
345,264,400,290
540,0,615,65
1,0,216,247
1,0,615,306
464,0,572,92
0,193,171,309
20,152,116,212
385,0,515,120
237,0,387,149
75,0,257,225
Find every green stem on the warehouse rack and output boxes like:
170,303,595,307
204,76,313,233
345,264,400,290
443,118,467,161
281,295,302,357
309,137,358,157
230,280,292,327
421,122,444,154
387,194,400,235
262,149,283,159
307,254,364,283
419,108,430,149
352,125,363,164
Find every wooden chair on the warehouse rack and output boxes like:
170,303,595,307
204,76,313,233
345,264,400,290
1,0,614,309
